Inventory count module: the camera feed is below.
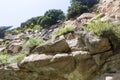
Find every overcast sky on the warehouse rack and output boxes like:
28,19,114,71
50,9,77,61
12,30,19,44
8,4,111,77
0,0,70,28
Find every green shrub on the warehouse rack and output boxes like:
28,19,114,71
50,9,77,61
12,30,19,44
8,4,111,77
71,0,99,8
67,0,99,19
0,52,26,63
54,25,74,36
22,38,44,54
67,1,88,20
26,28,33,32
8,53,26,63
83,20,113,36
113,26,120,39
83,20,120,40
40,9,65,28
33,25,41,30
0,54,10,63
21,17,39,28
0,26,12,38
12,29,21,34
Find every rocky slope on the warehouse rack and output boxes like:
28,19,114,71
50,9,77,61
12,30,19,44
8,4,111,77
0,0,120,80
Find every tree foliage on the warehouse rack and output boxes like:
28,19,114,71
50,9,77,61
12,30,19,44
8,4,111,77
0,26,12,38
71,0,99,8
21,17,40,28
40,9,65,28
67,0,99,19
21,9,65,29
67,1,88,20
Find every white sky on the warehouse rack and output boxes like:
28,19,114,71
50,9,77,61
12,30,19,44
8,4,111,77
0,0,70,27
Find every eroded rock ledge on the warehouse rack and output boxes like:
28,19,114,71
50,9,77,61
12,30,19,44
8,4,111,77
1,29,119,80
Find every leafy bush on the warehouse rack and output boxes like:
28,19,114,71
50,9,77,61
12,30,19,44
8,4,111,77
54,25,74,36
83,20,120,40
8,53,26,63
40,9,65,28
0,26,12,38
0,54,10,63
33,25,41,30
0,52,26,63
22,38,44,54
21,9,65,29
71,0,99,8
113,26,120,39
21,17,40,28
67,0,99,19
67,1,88,20
83,20,113,36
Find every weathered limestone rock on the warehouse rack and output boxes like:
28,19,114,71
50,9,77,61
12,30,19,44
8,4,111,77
5,33,24,40
77,13,96,21
83,31,111,54
71,51,98,80
93,51,113,66
7,40,22,54
32,39,71,54
18,53,75,80
66,38,79,49
97,0,120,21
0,46,5,52
64,32,76,40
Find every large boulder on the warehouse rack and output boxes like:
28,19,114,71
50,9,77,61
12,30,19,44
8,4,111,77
18,53,75,80
69,51,98,80
81,31,111,54
32,39,71,54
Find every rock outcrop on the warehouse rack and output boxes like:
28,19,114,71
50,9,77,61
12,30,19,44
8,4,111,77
0,0,120,80
0,29,116,80
32,39,71,54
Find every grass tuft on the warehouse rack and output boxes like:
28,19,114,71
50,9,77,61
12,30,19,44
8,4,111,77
54,25,74,36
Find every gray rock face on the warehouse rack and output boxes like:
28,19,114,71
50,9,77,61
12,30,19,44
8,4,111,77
0,30,119,80
32,39,71,54
5,33,24,40
83,31,111,54
7,40,22,54
0,29,114,80
19,54,75,76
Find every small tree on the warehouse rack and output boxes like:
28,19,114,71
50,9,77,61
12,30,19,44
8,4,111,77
71,0,99,8
67,1,88,20
0,26,12,38
40,9,65,28
21,17,40,28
